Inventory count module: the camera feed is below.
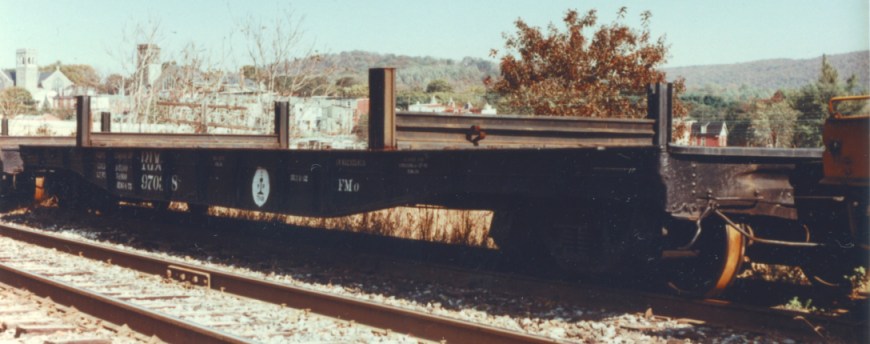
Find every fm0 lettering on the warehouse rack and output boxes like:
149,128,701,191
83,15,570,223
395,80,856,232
141,174,180,192
337,178,360,193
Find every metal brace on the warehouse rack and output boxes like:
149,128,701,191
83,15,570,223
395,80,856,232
465,125,486,146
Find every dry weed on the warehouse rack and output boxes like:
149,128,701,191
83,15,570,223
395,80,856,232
207,205,495,248
737,262,811,285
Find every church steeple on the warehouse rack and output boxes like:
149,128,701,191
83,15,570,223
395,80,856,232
15,49,38,93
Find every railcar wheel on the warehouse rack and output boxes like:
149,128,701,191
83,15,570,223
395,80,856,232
489,207,551,266
542,201,662,277
46,173,117,214
151,201,171,212
187,203,210,217
664,219,746,298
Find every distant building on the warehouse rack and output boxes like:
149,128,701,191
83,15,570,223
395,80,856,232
409,95,447,113
689,121,728,147
480,103,497,115
137,44,162,87
408,95,496,115
291,97,364,136
0,49,75,110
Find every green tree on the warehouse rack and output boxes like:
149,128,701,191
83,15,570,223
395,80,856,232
292,75,331,97
42,63,101,89
241,65,259,80
101,74,127,95
0,87,34,118
425,79,453,93
338,84,369,98
790,55,864,147
748,99,799,148
487,7,684,117
682,94,739,123
397,89,429,110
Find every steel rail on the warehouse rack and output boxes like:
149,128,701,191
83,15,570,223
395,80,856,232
88,132,283,149
0,136,75,148
0,261,249,343
0,110,654,150
396,112,655,148
0,222,556,344
376,260,867,343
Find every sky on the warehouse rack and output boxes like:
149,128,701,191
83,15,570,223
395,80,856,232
1,0,868,77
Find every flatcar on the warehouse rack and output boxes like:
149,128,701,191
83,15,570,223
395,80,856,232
5,68,867,297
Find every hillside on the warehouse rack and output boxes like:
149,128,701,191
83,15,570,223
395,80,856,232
317,51,498,91
314,50,869,97
663,50,869,95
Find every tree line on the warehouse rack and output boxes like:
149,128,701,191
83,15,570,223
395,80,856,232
682,56,865,148
2,4,865,147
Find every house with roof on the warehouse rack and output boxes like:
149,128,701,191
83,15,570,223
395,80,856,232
0,49,75,110
408,95,497,115
409,95,447,113
689,121,728,147
290,97,359,136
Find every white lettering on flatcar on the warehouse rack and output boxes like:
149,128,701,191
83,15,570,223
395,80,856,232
213,155,225,167
116,181,133,191
141,174,162,192
290,174,308,183
336,159,366,167
141,151,162,172
337,178,359,192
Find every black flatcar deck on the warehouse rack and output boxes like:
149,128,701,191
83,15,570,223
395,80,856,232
20,145,656,217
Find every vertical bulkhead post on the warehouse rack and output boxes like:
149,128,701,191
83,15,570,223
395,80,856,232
100,112,111,133
368,68,396,150
1,117,8,136
647,83,673,149
76,96,91,147
274,101,289,149
648,82,677,218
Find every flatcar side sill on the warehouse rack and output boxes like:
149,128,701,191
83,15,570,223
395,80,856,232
668,144,823,159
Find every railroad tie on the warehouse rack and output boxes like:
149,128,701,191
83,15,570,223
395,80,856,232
0,319,54,331
14,324,76,337
44,338,113,344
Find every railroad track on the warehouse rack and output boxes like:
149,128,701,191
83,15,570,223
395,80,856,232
0,282,150,343
0,221,558,343
10,209,870,344
377,260,867,342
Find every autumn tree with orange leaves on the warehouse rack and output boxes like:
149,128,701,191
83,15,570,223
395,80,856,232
487,7,684,118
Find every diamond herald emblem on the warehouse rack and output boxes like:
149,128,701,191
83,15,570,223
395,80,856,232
252,167,270,207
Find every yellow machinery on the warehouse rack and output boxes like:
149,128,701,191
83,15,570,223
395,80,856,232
823,95,870,185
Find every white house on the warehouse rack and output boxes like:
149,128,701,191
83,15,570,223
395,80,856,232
290,97,357,136
480,103,497,115
409,95,447,113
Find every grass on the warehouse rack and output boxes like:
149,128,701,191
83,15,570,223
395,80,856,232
33,198,870,299
784,296,819,312
847,266,869,299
